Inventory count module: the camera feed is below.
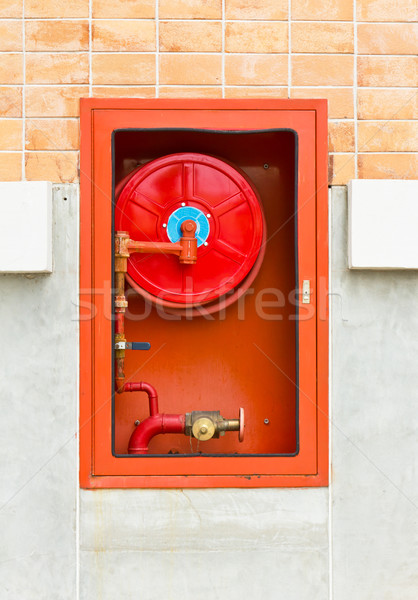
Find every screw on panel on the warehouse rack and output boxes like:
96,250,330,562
204,242,208,246
263,164,269,169
134,420,140,426
162,223,167,228
264,418,270,425
206,214,211,218
181,202,186,207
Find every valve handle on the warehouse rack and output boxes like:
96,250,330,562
239,407,245,442
115,342,151,350
127,342,151,351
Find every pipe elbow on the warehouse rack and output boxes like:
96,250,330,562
128,416,163,454
128,413,185,454
123,381,159,415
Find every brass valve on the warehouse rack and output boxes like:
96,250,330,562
184,409,244,442
192,417,216,441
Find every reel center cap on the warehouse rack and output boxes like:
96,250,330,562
166,206,210,247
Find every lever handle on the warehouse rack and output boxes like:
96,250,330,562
127,342,151,351
115,341,151,350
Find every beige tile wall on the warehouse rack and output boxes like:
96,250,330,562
0,0,416,183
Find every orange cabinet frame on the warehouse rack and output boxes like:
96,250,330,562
79,99,328,488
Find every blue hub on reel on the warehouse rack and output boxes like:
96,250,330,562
166,206,210,247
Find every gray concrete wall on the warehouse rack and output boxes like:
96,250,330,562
80,488,328,600
331,187,418,600
1,184,417,599
0,185,79,599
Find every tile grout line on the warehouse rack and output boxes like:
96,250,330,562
288,0,291,98
3,51,417,57
155,0,159,98
354,0,359,177
222,0,225,98
2,18,416,24
6,84,418,89
5,84,416,89
88,0,92,96
21,1,25,180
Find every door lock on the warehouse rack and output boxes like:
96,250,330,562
302,280,311,304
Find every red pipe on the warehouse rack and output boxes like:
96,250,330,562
128,413,185,454
115,312,124,335
123,382,185,454
123,381,159,416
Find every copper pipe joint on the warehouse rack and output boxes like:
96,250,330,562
115,231,130,258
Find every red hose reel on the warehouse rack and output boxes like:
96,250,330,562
115,152,266,314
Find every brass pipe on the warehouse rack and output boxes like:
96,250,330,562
128,240,183,256
221,419,240,432
113,223,198,393
117,221,198,265
115,232,129,393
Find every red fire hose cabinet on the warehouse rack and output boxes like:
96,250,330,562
80,99,328,488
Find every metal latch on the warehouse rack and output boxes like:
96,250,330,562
302,280,311,304
114,342,151,350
